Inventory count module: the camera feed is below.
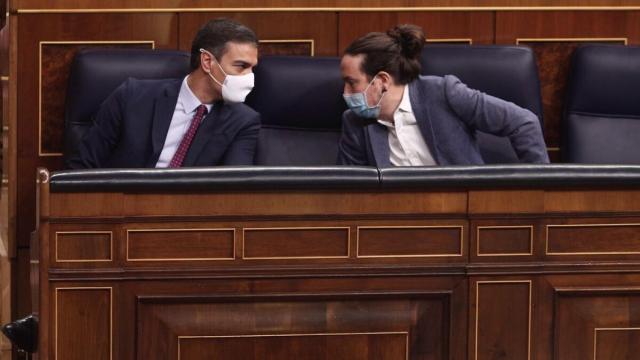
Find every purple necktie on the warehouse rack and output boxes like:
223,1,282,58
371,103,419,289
168,104,208,168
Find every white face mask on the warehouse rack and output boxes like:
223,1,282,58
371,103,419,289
199,48,255,103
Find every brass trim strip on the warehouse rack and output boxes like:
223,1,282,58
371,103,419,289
259,39,315,56
427,38,473,44
177,332,409,360
517,37,628,45
126,228,236,261
475,280,532,360
38,40,156,157
356,225,464,258
593,327,640,360
55,230,113,263
242,226,351,260
476,225,534,257
545,223,640,255
55,287,113,360
547,147,560,152
15,6,640,14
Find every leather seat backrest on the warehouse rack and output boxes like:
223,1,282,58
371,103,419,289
245,56,346,165
421,44,544,164
563,44,640,164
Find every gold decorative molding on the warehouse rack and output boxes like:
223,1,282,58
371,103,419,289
427,38,473,44
14,6,640,14
545,223,640,255
593,327,640,360
126,228,236,261
177,332,409,360
242,226,350,260
259,39,315,56
55,287,113,360
476,225,534,257
475,280,532,360
356,225,464,258
38,40,156,157
55,230,113,263
517,37,628,45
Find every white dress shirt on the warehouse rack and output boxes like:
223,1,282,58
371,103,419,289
377,85,437,166
156,76,214,168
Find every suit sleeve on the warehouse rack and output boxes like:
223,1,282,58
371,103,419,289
443,75,550,164
337,111,370,166
221,112,261,165
64,80,129,169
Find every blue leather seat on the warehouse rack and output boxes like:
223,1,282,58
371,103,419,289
421,44,544,164
64,49,190,165
245,56,346,165
563,45,640,164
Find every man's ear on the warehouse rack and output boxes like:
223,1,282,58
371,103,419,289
200,52,212,73
377,71,393,91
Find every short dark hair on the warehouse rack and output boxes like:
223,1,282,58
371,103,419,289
190,18,258,71
344,24,425,85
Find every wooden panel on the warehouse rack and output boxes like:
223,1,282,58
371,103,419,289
544,190,640,213
259,40,313,56
55,287,111,360
473,280,531,360
555,289,640,360
546,223,640,255
13,0,640,10
122,191,468,218
357,226,463,258
178,12,338,56
40,42,153,155
469,190,544,214
127,228,235,261
243,227,349,259
179,333,407,360
594,328,640,360
55,231,112,262
16,12,178,248
338,11,494,51
477,226,533,256
496,10,640,156
137,293,451,360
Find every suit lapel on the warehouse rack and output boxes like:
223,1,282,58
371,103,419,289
147,80,181,167
366,122,391,168
409,80,440,163
182,101,231,166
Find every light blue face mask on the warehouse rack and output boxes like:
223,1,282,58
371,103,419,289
343,76,385,119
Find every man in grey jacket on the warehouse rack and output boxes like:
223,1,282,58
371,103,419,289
338,24,549,166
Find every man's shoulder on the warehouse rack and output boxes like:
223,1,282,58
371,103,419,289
223,102,260,123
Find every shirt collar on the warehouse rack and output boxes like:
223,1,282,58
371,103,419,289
397,84,412,113
377,85,413,128
179,75,213,114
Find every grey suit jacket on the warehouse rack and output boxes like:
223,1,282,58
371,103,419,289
337,75,550,167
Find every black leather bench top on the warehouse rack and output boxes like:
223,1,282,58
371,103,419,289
49,165,640,192
49,166,381,192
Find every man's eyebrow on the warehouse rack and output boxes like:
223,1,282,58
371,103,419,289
233,60,252,66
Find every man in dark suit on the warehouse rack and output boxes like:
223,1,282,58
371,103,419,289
66,18,261,169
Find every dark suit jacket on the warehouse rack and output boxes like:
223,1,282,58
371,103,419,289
337,75,550,167
65,78,261,169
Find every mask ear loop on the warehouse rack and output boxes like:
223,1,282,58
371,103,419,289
363,75,386,108
199,48,226,87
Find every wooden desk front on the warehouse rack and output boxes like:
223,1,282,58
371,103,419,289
33,169,640,360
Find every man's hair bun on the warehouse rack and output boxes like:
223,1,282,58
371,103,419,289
386,24,425,60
